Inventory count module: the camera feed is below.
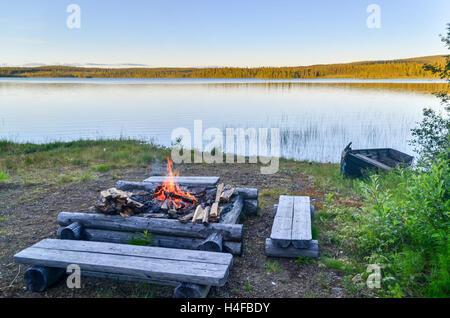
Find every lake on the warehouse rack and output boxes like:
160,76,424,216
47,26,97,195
0,78,447,163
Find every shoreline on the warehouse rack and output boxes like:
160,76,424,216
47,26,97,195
0,77,448,84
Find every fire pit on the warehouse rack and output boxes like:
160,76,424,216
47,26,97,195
56,159,258,256
95,158,250,225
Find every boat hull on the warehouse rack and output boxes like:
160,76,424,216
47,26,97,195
340,143,414,177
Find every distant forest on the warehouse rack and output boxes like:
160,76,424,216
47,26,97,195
0,55,447,79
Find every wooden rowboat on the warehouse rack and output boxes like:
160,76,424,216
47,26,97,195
340,142,414,177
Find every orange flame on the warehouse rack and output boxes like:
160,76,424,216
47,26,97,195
154,157,197,209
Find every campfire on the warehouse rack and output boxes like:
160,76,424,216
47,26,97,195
95,158,236,224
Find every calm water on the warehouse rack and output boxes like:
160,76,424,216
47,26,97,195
0,78,447,162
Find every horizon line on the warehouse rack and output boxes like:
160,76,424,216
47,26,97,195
1,54,447,70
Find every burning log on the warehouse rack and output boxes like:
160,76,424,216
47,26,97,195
168,192,196,204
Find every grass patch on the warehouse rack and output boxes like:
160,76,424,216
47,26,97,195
128,231,153,246
131,283,155,298
321,257,362,275
79,172,94,182
0,139,170,185
244,282,254,292
0,170,10,182
295,255,317,266
0,216,7,222
265,261,282,273
0,138,169,177
91,164,117,172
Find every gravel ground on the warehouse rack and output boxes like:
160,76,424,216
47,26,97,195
0,162,348,298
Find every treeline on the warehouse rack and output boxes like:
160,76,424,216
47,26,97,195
0,55,447,79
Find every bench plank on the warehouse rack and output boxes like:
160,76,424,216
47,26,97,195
143,176,219,186
59,228,242,255
270,195,294,248
291,196,312,248
14,239,232,286
33,239,233,265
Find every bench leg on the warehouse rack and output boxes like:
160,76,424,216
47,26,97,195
24,266,65,292
173,283,211,298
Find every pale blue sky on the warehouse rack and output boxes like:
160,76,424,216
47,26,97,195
0,0,449,67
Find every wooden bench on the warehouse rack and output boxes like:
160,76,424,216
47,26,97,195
14,239,233,297
265,195,318,258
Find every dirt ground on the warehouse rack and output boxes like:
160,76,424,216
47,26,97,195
0,162,349,298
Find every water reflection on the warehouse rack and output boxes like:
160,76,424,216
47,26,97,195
0,79,447,163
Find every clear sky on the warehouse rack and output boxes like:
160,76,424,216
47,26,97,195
1,0,449,67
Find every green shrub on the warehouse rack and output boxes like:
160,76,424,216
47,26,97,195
328,158,449,297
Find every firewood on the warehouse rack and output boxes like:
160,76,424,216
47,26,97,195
168,208,178,216
192,205,203,224
126,197,143,208
120,212,131,218
208,217,220,223
120,207,134,218
210,202,219,218
169,192,196,204
178,212,195,223
160,199,170,211
220,186,235,203
194,209,205,224
100,189,112,199
202,206,210,225
215,183,224,202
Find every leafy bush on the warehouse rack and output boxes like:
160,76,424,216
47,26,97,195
410,108,449,167
327,158,449,297
412,23,450,167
